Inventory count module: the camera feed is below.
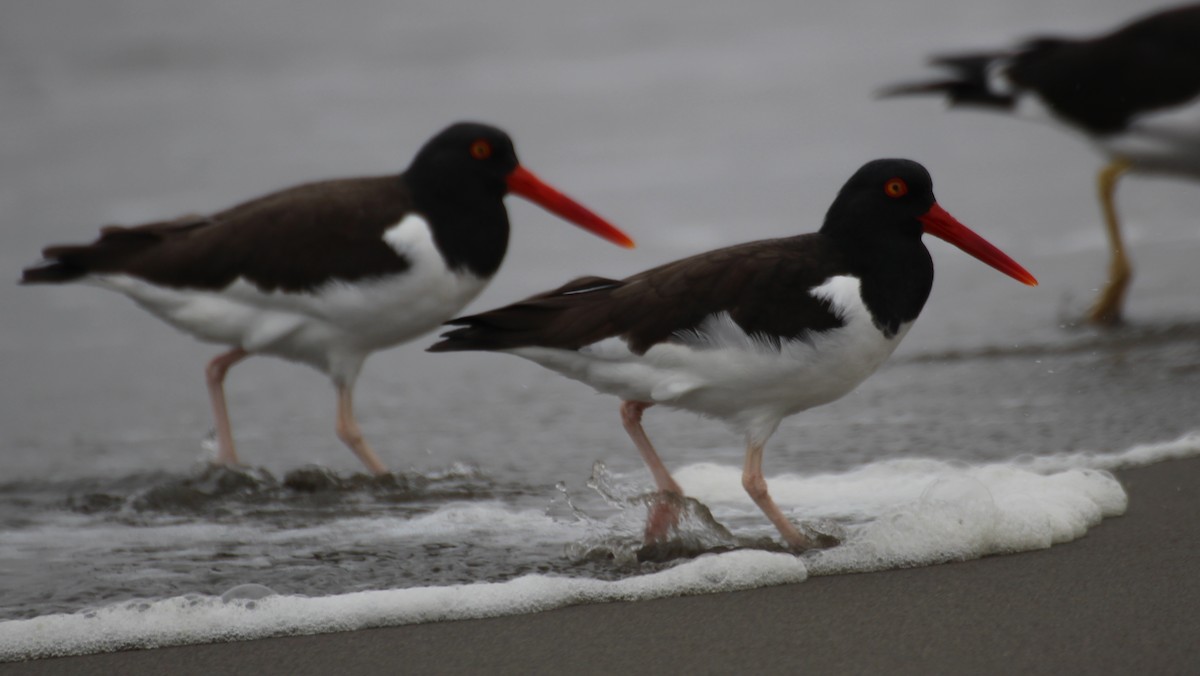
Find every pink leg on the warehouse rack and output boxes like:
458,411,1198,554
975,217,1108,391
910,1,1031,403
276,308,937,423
742,438,819,551
205,348,250,466
620,401,682,542
335,383,389,476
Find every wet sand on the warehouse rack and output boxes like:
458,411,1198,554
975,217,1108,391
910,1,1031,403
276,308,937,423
5,455,1197,675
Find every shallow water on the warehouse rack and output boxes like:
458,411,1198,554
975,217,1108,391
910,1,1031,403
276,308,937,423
2,0,1200,659
3,329,1198,633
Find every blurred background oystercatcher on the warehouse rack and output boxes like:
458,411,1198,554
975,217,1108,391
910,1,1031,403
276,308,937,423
880,3,1200,325
21,121,635,475
431,158,1037,550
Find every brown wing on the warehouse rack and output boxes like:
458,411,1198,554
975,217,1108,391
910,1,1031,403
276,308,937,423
429,234,851,356
22,175,414,292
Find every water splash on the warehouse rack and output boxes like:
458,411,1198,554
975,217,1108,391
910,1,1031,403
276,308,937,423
565,461,782,566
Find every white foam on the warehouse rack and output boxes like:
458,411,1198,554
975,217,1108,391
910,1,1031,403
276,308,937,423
670,455,1129,573
0,550,805,661
2,430,1196,662
805,464,1125,574
1014,430,1200,472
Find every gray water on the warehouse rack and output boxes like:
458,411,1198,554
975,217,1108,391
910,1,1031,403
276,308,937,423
3,0,1198,621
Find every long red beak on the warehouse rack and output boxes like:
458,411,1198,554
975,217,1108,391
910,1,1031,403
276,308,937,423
919,203,1038,286
506,165,635,249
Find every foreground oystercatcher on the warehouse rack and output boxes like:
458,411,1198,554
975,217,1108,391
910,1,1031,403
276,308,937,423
430,159,1037,550
879,4,1200,325
21,122,634,475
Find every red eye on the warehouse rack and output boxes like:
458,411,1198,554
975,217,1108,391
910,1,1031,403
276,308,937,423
884,178,908,198
470,140,492,160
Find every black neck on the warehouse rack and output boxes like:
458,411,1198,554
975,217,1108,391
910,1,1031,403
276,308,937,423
823,227,934,338
407,177,511,279
855,239,934,338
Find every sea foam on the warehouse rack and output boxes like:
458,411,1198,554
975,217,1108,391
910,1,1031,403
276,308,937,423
1,430,1196,662
0,550,805,661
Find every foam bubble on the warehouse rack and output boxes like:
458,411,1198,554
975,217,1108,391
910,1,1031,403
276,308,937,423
2,430,1196,662
803,464,1125,575
671,453,1128,574
1015,430,1200,473
0,550,805,661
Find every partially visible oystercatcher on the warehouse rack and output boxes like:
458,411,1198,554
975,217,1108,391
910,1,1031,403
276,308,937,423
21,121,634,475
880,4,1200,325
430,159,1036,550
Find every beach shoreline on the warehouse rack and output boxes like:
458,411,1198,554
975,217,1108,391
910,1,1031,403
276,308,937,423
5,455,1197,675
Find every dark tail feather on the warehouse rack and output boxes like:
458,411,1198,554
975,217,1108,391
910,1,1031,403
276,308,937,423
428,275,623,353
877,52,1017,110
427,321,499,353
20,257,88,284
427,307,563,353
20,240,117,284
20,239,124,285
20,216,207,285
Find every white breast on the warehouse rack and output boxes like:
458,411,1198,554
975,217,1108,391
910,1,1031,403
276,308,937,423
1010,84,1200,176
1093,95,1200,176
91,214,487,384
511,275,909,440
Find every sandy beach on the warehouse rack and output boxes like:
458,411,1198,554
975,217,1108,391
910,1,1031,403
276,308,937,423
5,455,1196,675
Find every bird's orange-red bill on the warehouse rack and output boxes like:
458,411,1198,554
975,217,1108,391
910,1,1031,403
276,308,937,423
506,165,635,249
919,202,1037,286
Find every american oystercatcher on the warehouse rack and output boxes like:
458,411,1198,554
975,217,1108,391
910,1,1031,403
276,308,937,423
21,122,634,475
430,159,1037,551
880,4,1200,325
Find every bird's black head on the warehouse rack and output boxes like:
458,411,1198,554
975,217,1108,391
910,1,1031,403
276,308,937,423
405,122,520,201
399,122,634,278
821,158,1038,289
817,159,940,333
820,158,936,244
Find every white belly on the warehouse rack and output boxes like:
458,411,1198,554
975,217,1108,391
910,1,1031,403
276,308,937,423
510,275,908,440
1016,90,1200,176
1094,96,1200,176
91,213,488,384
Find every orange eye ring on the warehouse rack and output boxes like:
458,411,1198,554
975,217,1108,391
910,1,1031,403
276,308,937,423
884,178,908,198
470,140,492,160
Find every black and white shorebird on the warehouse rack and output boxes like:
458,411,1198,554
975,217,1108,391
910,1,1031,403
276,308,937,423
880,3,1200,325
430,159,1037,551
21,122,634,475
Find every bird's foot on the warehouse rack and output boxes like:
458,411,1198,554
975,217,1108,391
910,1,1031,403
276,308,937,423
642,491,684,543
1085,301,1125,327
784,520,845,553
1085,280,1127,326
201,461,269,479
1085,258,1132,327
